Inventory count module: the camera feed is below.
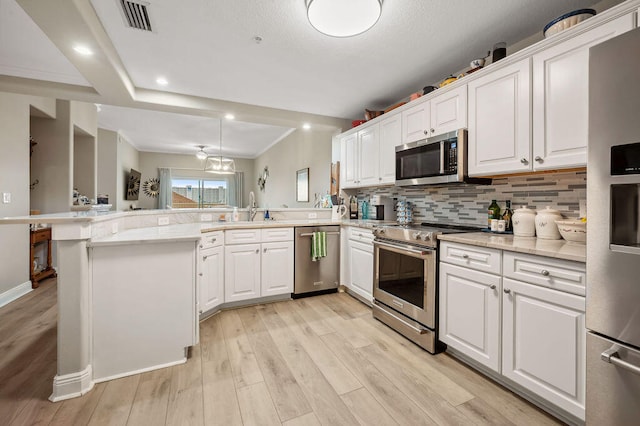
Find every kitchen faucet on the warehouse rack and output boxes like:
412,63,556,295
249,191,258,221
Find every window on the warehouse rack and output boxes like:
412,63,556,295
171,178,229,208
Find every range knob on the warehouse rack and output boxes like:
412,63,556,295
412,232,422,240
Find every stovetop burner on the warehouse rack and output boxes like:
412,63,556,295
373,222,482,248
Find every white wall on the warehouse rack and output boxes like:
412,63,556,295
116,134,140,211
137,151,255,209
253,128,335,208
97,128,118,208
73,133,96,201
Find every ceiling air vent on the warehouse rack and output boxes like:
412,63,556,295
119,0,153,32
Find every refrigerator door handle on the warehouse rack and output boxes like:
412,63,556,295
601,347,640,376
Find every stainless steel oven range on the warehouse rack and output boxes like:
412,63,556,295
372,223,479,353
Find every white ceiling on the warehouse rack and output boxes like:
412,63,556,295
0,0,617,156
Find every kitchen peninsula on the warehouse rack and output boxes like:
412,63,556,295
0,207,336,402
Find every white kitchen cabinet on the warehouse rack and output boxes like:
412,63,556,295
225,243,261,302
349,240,374,303
439,246,502,372
502,277,586,420
340,132,358,188
200,245,224,314
430,85,467,136
261,241,294,296
224,228,293,303
402,99,431,143
379,113,401,184
532,14,634,170
468,58,532,176
358,125,380,186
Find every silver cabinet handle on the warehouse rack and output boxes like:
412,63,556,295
520,158,528,165
504,288,511,294
210,238,216,243
489,285,496,290
198,272,203,277
423,129,429,135
255,249,259,254
202,256,208,261
534,156,543,163
462,254,469,259
601,348,640,376
263,248,267,253
199,244,203,249
430,128,434,134
541,269,550,276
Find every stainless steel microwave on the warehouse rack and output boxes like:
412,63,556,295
395,129,490,186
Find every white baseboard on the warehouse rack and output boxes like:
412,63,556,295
0,281,33,309
49,365,94,402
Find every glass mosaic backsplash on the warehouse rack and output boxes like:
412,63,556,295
356,171,586,227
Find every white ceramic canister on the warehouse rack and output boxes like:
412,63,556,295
512,206,536,237
535,206,563,240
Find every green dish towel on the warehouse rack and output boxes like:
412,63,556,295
311,231,327,261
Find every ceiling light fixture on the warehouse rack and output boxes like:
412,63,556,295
205,120,236,175
156,77,168,86
224,113,235,120
306,0,382,37
303,123,311,130
73,45,93,56
195,145,208,160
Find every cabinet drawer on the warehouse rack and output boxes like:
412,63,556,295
503,252,585,296
225,229,261,245
261,227,293,242
31,228,51,244
440,241,502,275
348,227,374,243
200,231,223,249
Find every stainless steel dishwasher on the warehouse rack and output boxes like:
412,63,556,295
293,226,340,297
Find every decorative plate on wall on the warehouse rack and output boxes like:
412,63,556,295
142,178,160,198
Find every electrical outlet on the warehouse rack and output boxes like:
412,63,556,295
158,216,170,226
308,212,317,219
111,222,118,234
2,192,11,204
200,213,213,222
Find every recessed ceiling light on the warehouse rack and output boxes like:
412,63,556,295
73,45,93,56
303,123,311,130
225,113,235,120
156,77,168,86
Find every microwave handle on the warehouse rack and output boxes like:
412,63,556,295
439,141,445,174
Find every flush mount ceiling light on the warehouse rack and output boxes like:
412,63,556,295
205,120,236,175
302,123,311,130
195,145,208,160
306,0,382,37
156,77,168,86
224,113,235,120
73,45,93,56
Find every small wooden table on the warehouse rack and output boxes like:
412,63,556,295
30,227,56,288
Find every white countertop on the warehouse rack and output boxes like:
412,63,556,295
438,232,586,263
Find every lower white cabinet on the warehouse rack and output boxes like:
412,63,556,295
224,228,293,303
349,240,374,302
439,241,586,421
200,245,224,314
439,262,501,372
502,277,585,419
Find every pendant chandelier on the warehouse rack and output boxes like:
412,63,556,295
205,119,236,175
306,0,382,37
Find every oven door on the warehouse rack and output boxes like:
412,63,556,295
373,239,436,328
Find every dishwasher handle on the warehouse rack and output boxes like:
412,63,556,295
299,232,341,237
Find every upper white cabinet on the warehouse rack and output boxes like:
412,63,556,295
402,86,467,144
532,14,634,170
431,85,467,136
341,112,402,189
468,58,532,176
379,113,401,184
402,100,431,143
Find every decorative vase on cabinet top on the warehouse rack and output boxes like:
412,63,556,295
512,206,536,237
535,206,563,240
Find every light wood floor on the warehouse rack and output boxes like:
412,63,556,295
0,279,562,425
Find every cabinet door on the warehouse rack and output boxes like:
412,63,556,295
468,58,531,176
358,124,380,186
402,100,431,143
439,262,501,372
340,133,358,188
224,244,261,302
261,241,293,296
340,227,351,287
431,85,467,136
379,113,401,184
349,240,374,302
502,278,586,420
200,246,224,314
532,14,634,171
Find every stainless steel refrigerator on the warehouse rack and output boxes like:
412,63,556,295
587,26,640,424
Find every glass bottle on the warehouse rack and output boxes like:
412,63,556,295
488,199,501,227
502,200,513,231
